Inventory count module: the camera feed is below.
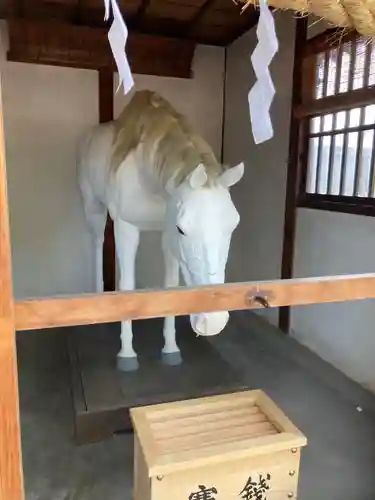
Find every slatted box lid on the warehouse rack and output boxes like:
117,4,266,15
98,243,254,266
130,389,307,477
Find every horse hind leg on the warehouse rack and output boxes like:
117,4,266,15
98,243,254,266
80,183,107,293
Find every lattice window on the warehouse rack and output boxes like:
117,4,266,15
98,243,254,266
297,32,375,215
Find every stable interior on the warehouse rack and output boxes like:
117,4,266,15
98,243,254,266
1,0,375,498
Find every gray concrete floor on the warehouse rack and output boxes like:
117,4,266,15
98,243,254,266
17,312,375,500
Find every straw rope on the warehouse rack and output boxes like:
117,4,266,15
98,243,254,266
238,0,375,38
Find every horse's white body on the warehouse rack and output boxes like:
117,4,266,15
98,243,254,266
78,90,243,371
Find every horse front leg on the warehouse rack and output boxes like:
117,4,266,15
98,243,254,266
114,219,140,371
161,237,182,366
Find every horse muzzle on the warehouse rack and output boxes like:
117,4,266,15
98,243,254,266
190,311,229,336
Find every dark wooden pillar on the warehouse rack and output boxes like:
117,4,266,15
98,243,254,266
98,70,116,292
279,17,308,333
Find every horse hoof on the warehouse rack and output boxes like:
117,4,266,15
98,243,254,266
117,355,139,372
161,351,182,366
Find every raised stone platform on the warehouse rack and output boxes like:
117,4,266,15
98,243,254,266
67,317,247,444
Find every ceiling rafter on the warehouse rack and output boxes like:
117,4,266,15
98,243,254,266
185,0,216,32
5,0,21,18
75,0,84,24
0,0,259,46
7,18,196,76
224,7,259,45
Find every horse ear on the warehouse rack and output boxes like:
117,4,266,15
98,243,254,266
219,162,244,188
189,164,208,189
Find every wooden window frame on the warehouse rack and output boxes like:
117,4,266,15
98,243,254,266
295,28,375,217
2,26,375,500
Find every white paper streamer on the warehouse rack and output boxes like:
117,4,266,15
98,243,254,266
248,0,278,144
104,0,134,94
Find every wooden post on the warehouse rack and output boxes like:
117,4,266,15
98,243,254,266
279,17,307,333
0,79,24,499
98,70,116,292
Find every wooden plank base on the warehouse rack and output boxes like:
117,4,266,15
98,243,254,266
67,318,247,444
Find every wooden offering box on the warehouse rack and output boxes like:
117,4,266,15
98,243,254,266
130,390,307,500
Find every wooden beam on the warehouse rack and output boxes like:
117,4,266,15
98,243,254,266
14,273,375,331
98,70,113,124
75,0,84,25
18,2,98,25
7,19,195,78
5,0,22,18
295,86,375,118
185,0,216,32
279,17,308,333
133,16,226,45
132,0,151,27
0,74,24,498
98,70,116,292
302,27,358,57
298,193,375,217
224,7,259,46
220,46,227,163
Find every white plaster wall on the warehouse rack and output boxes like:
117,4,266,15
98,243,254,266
223,12,296,325
224,14,375,393
0,22,98,299
114,44,225,289
1,24,224,297
292,210,375,392
290,21,375,393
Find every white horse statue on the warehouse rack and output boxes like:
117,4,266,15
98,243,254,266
78,90,244,371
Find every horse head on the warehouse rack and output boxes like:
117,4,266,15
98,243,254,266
164,162,244,336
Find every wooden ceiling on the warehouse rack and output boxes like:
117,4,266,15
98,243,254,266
2,0,258,46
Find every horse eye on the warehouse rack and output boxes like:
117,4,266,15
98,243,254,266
177,225,186,236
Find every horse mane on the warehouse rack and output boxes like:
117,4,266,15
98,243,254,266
111,90,225,187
